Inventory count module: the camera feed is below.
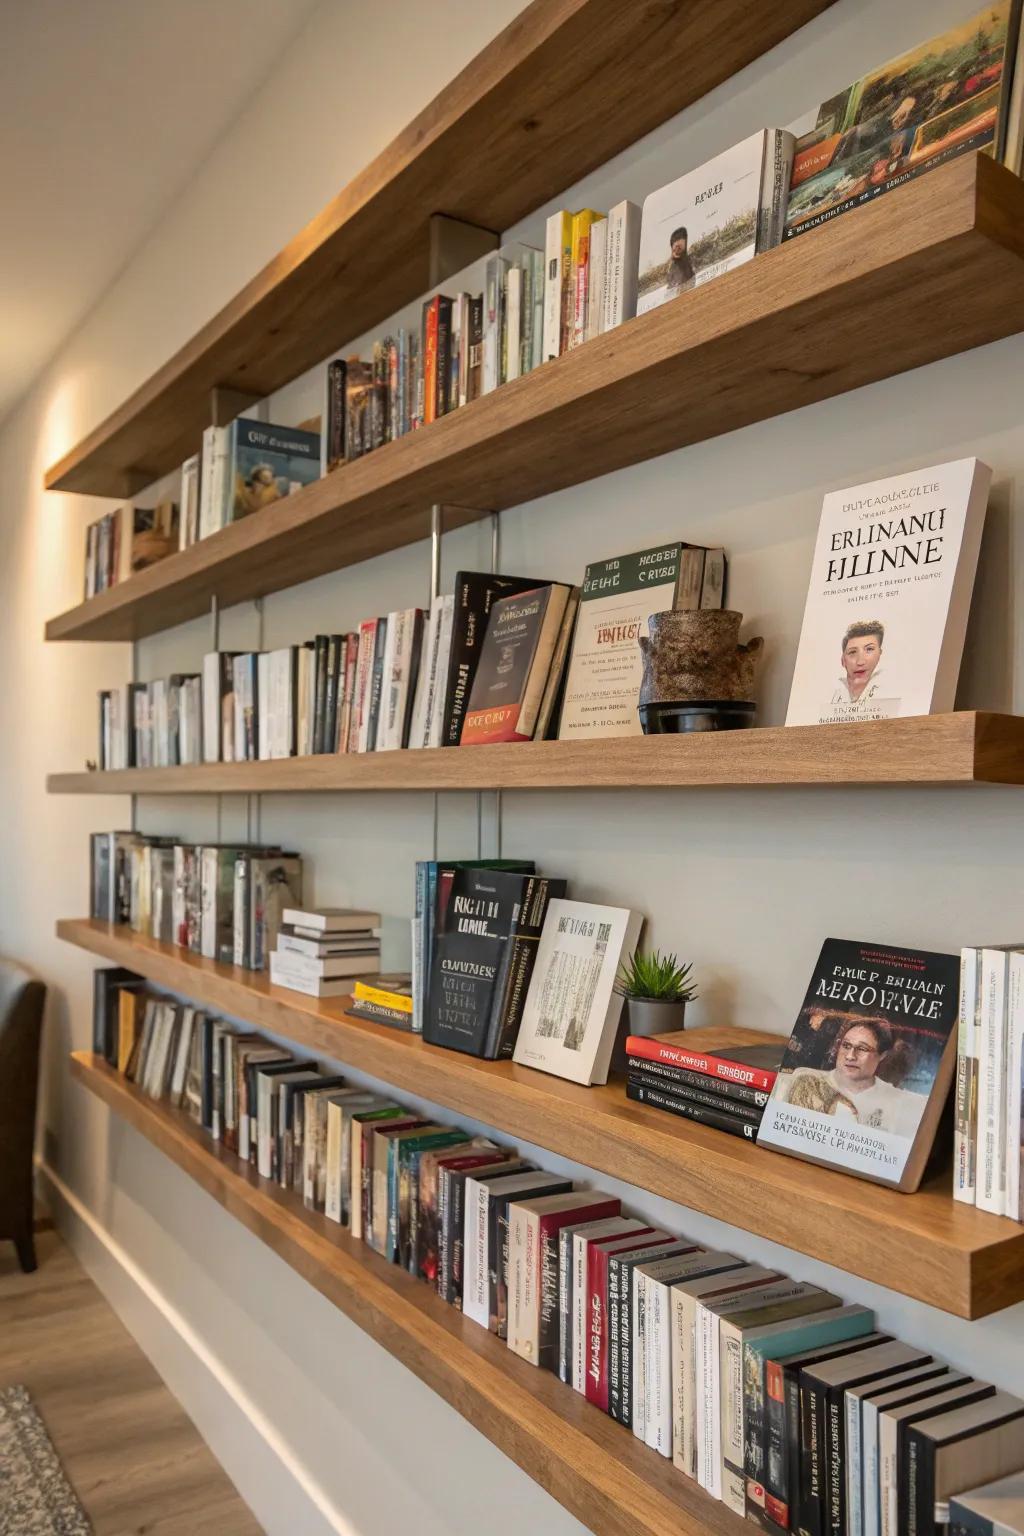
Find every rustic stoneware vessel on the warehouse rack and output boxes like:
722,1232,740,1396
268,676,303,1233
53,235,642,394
637,610,764,731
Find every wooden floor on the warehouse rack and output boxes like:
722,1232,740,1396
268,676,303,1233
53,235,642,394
0,1227,262,1535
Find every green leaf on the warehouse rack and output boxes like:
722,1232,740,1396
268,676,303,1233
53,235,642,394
614,948,698,1002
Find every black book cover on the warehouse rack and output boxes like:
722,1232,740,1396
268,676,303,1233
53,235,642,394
626,1054,771,1109
467,294,484,401
326,358,346,471
324,634,342,754
441,571,543,746
627,1064,764,1123
901,1384,1000,1536
312,635,329,754
436,296,453,416
200,1015,215,1132
440,1158,527,1305
483,875,566,1060
92,966,140,1062
365,617,388,751
626,1079,759,1140
425,867,533,1057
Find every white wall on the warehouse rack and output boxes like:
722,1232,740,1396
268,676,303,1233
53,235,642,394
5,1,1024,1532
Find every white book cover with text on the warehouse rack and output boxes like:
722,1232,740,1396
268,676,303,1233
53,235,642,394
785,458,990,726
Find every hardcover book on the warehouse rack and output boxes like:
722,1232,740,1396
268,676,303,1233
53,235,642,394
424,867,539,1057
441,571,545,746
756,938,961,1191
636,129,795,316
785,458,990,725
228,419,320,522
784,3,1022,241
460,585,570,745
512,899,643,1085
558,542,724,740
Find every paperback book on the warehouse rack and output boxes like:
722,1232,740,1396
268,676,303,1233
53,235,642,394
756,937,960,1191
785,458,990,725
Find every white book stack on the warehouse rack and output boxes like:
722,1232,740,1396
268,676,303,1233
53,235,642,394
269,907,382,999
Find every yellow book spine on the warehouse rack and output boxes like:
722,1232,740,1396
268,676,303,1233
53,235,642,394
354,982,413,1011
569,210,604,349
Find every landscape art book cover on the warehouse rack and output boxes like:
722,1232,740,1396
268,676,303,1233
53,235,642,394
757,938,960,1190
785,3,1020,238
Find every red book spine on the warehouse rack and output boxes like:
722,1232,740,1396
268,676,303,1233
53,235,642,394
423,299,440,425
625,1036,779,1092
585,1244,611,1409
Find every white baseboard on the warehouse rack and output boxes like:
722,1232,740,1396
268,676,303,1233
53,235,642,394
37,1160,352,1536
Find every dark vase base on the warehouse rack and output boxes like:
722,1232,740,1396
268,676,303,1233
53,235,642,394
638,700,757,734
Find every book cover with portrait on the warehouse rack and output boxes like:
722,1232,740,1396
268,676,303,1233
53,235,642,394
635,129,795,317
757,938,960,1190
785,458,990,727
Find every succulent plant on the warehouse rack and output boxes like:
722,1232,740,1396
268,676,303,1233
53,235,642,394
614,949,697,1002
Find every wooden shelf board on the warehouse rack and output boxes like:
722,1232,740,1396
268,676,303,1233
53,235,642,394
60,920,1024,1318
71,1050,746,1536
43,713,1024,794
45,155,1024,643
45,0,834,500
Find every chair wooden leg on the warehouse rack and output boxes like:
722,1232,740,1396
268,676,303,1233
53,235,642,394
13,1229,37,1273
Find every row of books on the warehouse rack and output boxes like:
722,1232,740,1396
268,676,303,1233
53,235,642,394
88,823,972,1202
95,970,1024,1536
80,8,1022,613
88,832,304,972
96,547,726,769
83,502,178,598
953,945,1024,1223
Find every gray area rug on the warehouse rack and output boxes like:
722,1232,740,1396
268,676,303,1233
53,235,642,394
0,1386,91,1535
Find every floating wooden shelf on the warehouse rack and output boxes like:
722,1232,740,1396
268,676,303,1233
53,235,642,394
70,1052,744,1536
44,0,834,501
45,156,1024,643
59,920,1024,1318
43,713,1024,794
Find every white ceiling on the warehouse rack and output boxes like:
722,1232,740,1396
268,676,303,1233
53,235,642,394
0,0,322,426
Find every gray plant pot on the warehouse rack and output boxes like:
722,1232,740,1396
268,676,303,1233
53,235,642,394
625,997,687,1039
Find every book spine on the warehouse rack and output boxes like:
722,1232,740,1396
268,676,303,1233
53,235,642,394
584,1248,609,1411
537,1223,563,1372
801,1375,825,1536
423,299,439,423
953,943,978,1202
557,1225,574,1384
608,1255,626,1423
436,298,452,416
626,1054,769,1108
626,1034,778,1092
628,1065,764,1121
845,1386,863,1536
326,359,346,471
627,1079,760,1140
826,1390,845,1536
365,619,388,752
977,949,1009,1214
1006,950,1024,1220
572,1234,588,1393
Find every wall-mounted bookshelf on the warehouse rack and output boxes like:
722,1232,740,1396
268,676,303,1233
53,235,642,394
44,155,1024,643
59,919,1024,1319
43,0,836,501
71,1050,749,1536
44,712,1024,794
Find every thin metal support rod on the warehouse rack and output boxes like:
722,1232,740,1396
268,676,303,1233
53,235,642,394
490,509,503,859
432,793,439,861
210,594,220,653
130,636,138,833
430,505,443,604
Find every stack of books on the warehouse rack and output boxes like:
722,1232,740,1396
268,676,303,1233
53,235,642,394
269,908,381,998
347,975,414,1031
625,1029,784,1141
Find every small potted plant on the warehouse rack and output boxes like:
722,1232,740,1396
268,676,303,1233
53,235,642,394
615,949,697,1039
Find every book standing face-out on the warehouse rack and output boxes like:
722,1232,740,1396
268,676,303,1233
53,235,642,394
558,542,724,741
786,458,991,725
512,899,643,1085
757,937,961,1190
